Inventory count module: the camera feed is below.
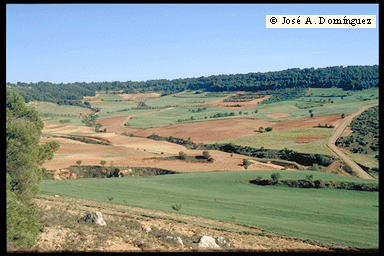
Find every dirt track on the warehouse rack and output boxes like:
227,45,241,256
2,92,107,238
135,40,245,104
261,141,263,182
326,104,377,180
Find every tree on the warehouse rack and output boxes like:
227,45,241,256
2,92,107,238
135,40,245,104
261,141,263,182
243,159,251,169
76,160,82,166
6,89,59,249
179,151,187,160
258,126,264,133
265,127,273,132
202,150,211,159
341,113,345,118
36,141,60,166
271,172,281,182
95,123,102,132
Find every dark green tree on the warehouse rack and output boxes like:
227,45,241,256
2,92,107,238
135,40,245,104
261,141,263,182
6,89,59,249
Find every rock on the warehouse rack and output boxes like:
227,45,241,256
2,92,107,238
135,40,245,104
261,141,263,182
53,168,81,180
175,237,184,248
216,236,230,247
142,226,152,233
84,211,107,226
117,168,132,177
198,236,220,249
166,236,184,248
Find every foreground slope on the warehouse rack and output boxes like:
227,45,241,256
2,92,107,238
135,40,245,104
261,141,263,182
32,194,333,252
40,171,379,249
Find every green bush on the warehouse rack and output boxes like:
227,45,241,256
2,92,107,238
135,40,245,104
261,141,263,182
171,203,182,211
271,172,281,182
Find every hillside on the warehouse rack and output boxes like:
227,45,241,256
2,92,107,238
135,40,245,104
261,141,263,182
8,65,378,107
30,195,336,252
336,105,379,156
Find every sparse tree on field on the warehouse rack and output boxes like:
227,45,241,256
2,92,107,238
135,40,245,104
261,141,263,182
100,160,106,167
265,127,273,132
179,151,187,160
341,113,345,118
306,174,314,181
258,126,264,133
243,159,251,169
271,172,281,182
76,160,82,166
202,150,211,159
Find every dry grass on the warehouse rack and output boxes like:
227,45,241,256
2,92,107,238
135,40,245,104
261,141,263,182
28,195,333,252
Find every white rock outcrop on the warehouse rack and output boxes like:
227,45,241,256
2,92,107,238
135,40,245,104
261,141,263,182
198,236,220,249
84,211,107,226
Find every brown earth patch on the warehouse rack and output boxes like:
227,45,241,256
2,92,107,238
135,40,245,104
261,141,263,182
267,112,291,120
129,118,275,143
41,134,284,172
97,114,344,144
273,114,343,131
41,114,343,173
295,135,327,144
118,92,161,100
207,95,270,110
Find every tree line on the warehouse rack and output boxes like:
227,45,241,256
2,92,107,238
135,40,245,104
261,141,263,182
8,65,378,107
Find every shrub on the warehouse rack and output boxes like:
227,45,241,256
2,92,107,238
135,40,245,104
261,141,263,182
243,159,251,169
178,151,187,160
171,203,182,211
314,179,326,188
202,150,211,159
271,172,281,182
306,174,314,181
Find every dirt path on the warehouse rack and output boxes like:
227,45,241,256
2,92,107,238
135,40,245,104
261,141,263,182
326,104,377,180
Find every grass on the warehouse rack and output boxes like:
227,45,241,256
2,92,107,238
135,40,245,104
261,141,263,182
220,128,334,155
40,170,378,248
27,102,91,126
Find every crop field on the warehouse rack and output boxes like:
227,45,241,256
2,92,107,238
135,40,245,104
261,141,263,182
27,102,92,126
33,87,378,251
40,170,378,248
221,128,333,155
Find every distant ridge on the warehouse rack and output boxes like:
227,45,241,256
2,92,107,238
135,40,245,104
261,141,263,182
8,65,378,106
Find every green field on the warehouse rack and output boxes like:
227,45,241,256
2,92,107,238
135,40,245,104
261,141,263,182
32,88,377,130
40,170,378,248
27,102,91,126
220,128,334,155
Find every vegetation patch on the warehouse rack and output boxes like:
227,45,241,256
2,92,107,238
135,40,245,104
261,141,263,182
336,105,378,156
249,176,378,192
145,133,334,167
43,165,178,180
52,135,111,146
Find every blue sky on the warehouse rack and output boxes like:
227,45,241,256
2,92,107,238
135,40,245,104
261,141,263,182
6,4,378,84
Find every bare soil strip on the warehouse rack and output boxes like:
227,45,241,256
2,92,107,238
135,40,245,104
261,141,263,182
207,95,270,110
